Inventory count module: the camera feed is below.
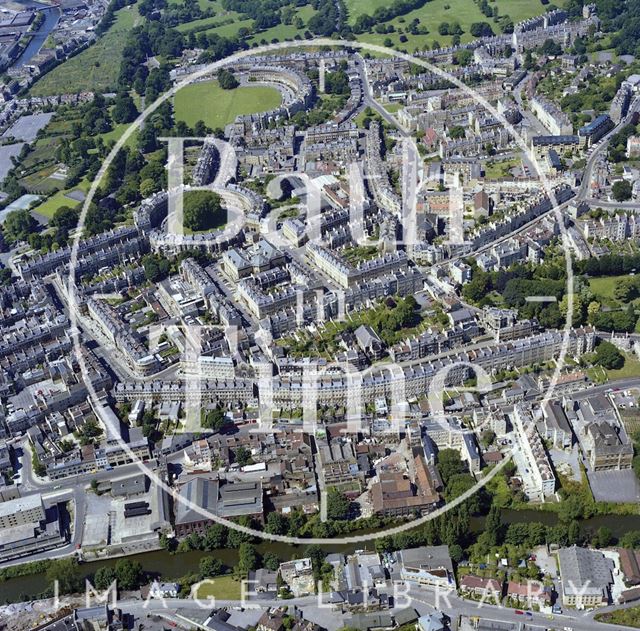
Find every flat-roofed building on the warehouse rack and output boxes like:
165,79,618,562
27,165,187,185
397,545,455,589
0,493,45,528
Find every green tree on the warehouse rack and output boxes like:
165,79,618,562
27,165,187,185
595,341,624,370
613,278,638,303
528,522,547,546
227,516,255,547
449,543,464,563
93,566,117,590
326,488,351,520
3,208,38,244
470,21,493,36
234,446,253,467
218,68,239,90
237,542,258,576
202,407,226,431
263,551,280,571
114,558,143,590
462,273,491,303
199,556,224,578
558,494,587,523
140,177,159,198
51,206,79,232
621,530,640,549
32,449,46,477
436,448,465,485
183,190,225,232
142,253,170,282
449,125,465,139
453,48,473,66
204,523,227,550
595,526,613,548
46,558,82,595
265,512,289,535
112,93,139,123
567,520,582,545
484,504,503,547
612,180,632,202
0,268,12,285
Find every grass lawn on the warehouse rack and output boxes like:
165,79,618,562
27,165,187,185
97,123,139,148
606,354,640,380
595,606,640,628
174,80,281,129
176,14,236,33
589,274,631,308
194,574,242,600
346,0,552,51
484,156,521,180
31,179,90,220
30,5,140,96
31,191,79,220
204,17,253,38
173,0,549,50
169,0,221,10
587,353,640,384
177,1,314,40
248,5,317,43
383,102,403,113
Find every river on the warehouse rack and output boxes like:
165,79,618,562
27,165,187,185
2,510,640,604
11,0,61,70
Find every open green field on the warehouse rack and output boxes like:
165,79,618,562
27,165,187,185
27,0,554,101
169,0,219,9
484,156,522,180
589,274,624,306
171,0,549,50
249,5,317,43
194,575,242,600
588,353,640,384
30,4,140,96
348,0,554,51
175,0,244,34
174,80,282,129
175,0,315,41
595,605,640,628
31,179,90,220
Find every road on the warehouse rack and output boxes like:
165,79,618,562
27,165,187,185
110,584,640,631
512,72,553,138
584,198,640,209
579,97,640,201
355,53,409,136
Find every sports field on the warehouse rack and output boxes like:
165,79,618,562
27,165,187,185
174,80,282,129
30,5,140,96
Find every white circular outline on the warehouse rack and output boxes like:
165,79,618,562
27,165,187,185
68,38,574,545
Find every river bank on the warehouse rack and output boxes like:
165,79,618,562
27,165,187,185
2,508,640,604
11,5,60,70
